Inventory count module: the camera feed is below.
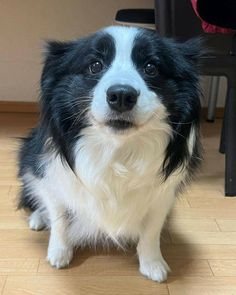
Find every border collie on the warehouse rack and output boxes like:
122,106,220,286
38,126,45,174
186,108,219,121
18,26,202,282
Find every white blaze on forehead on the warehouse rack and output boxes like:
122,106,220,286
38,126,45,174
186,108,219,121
104,26,139,69
101,26,143,88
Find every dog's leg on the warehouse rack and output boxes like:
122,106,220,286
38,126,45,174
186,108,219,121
45,201,73,269
137,191,175,282
29,208,48,231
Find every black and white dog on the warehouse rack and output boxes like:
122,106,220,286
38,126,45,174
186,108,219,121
18,26,202,282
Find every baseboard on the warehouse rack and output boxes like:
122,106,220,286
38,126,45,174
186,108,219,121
0,101,224,118
0,101,39,113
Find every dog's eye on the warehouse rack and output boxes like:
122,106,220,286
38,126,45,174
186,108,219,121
144,63,158,76
89,61,103,74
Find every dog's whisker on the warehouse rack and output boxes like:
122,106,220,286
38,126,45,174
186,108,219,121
70,107,91,127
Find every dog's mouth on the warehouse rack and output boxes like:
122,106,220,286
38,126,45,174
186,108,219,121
105,119,134,130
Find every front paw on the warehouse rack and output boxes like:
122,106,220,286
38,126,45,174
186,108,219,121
47,245,73,269
139,259,170,282
29,210,47,231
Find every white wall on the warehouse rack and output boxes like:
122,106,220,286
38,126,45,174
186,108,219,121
216,77,227,107
0,0,226,106
201,77,227,108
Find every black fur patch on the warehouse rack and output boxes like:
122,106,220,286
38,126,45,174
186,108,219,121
19,31,115,177
18,31,115,209
132,29,202,179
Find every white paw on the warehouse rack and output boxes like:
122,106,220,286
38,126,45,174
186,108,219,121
29,210,46,231
139,259,170,282
47,246,73,269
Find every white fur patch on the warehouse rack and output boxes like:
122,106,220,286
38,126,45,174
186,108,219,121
29,209,48,231
47,243,73,269
139,259,170,282
188,126,196,156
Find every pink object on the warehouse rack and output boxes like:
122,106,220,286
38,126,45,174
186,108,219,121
191,0,232,33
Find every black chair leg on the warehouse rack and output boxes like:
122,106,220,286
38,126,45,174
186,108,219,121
219,87,229,154
225,86,236,196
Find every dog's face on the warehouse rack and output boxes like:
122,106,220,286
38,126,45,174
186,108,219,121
41,26,201,173
91,26,163,132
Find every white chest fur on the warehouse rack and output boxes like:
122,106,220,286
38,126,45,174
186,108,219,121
28,123,185,245
72,126,171,238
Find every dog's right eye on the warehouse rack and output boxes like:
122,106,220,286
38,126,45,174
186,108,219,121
144,63,158,76
89,61,103,74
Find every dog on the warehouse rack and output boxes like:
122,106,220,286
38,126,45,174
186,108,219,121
18,26,202,282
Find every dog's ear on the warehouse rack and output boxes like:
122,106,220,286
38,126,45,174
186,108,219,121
44,40,72,58
162,37,204,79
39,41,77,171
41,40,75,92
178,37,204,65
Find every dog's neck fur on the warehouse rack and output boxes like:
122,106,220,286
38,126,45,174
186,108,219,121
74,112,171,196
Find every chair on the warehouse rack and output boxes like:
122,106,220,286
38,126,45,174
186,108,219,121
116,9,155,25
116,0,236,196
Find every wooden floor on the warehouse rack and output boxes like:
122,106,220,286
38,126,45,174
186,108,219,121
0,112,235,295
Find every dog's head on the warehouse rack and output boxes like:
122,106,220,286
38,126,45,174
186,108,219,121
41,26,202,175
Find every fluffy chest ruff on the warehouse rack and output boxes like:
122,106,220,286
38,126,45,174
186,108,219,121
34,123,174,243
75,124,171,238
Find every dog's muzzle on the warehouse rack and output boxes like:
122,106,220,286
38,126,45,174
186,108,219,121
105,84,138,130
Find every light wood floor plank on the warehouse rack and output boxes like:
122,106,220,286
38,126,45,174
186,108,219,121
0,244,47,259
184,188,224,198
216,219,236,232
168,277,236,295
188,197,236,210
169,259,212,277
167,218,219,232
0,186,11,195
163,244,236,260
0,216,28,229
209,260,236,277
0,276,6,294
3,276,169,295
0,229,48,244
170,231,236,245
170,207,236,219
0,259,39,275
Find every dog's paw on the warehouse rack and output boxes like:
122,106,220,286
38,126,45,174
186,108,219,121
47,246,73,269
29,210,46,231
139,259,170,282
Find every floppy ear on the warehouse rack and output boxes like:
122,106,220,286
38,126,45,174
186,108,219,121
178,37,204,65
41,40,75,93
39,41,77,171
162,38,203,179
164,37,204,79
44,40,72,57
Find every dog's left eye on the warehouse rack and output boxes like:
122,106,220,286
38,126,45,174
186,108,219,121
89,61,103,74
144,63,158,76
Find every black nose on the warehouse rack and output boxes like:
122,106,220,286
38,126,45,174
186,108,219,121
106,84,138,113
